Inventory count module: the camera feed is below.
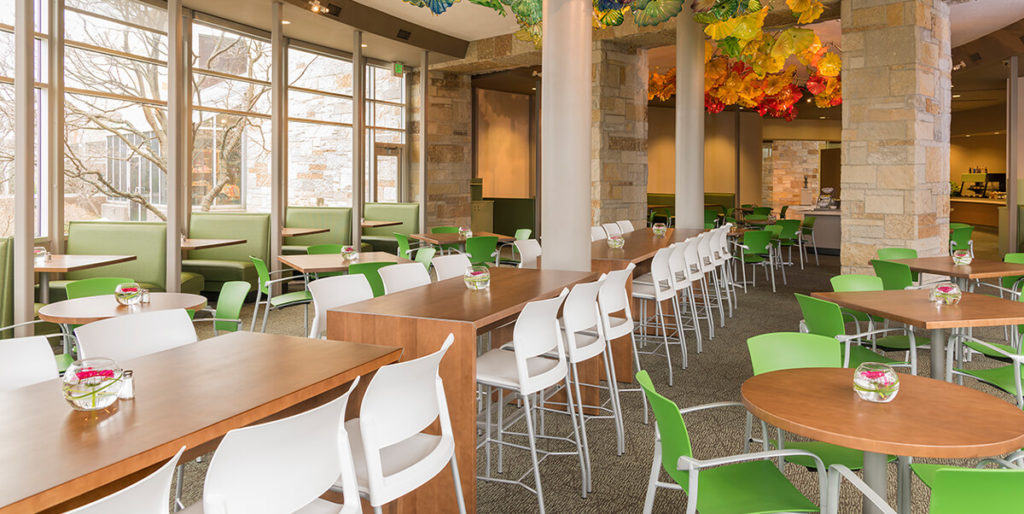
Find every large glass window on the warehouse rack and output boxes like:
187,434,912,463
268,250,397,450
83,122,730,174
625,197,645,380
365,64,405,203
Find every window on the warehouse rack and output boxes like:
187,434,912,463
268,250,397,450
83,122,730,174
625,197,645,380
365,64,405,203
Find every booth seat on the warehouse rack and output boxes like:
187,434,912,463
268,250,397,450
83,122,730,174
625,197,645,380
45,221,205,303
361,202,420,254
182,212,270,293
0,237,56,338
282,207,354,255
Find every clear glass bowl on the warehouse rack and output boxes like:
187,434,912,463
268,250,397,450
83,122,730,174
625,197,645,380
607,235,625,249
341,246,358,260
114,282,143,306
929,281,962,305
951,250,973,266
652,223,667,237
853,363,900,403
63,358,124,411
464,265,490,290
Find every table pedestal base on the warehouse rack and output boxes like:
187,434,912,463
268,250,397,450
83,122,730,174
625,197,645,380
930,328,947,381
862,451,887,514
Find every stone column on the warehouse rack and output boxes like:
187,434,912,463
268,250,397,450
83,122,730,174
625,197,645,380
591,40,648,229
675,14,706,229
841,0,951,273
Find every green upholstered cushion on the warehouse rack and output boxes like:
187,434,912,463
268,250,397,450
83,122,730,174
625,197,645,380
187,213,270,263
361,235,398,253
181,259,257,285
283,207,352,247
282,245,309,255
65,221,168,289
0,237,12,330
362,203,419,238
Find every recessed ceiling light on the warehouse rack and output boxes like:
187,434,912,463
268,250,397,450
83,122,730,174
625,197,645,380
361,43,367,48
806,98,812,103
966,134,972,138
819,116,826,120
953,94,961,98
531,87,536,91
281,20,291,25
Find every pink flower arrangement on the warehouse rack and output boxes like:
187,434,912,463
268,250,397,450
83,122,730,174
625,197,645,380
75,368,116,381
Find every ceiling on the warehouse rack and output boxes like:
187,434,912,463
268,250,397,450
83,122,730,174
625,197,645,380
950,0,1024,47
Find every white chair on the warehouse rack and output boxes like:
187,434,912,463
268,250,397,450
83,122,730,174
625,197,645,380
632,247,686,385
334,334,466,514
696,231,727,325
68,446,185,513
308,275,374,339
602,222,622,238
598,263,648,423
682,239,716,339
590,226,606,242
476,290,586,513
379,262,431,295
183,379,361,514
514,239,542,269
615,220,634,234
0,335,60,390
668,241,705,351
432,254,472,282
75,309,197,362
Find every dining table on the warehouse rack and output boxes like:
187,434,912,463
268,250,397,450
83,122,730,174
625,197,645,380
278,251,412,275
361,220,403,229
889,256,1024,290
34,255,137,303
180,238,246,252
37,292,208,326
408,231,515,249
812,289,1024,380
327,267,597,514
0,331,402,513
743,367,1024,514
281,227,330,238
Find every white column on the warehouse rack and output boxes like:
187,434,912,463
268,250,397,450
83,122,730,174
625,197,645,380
418,50,428,233
1009,60,1021,253
48,0,64,254
14,0,35,335
271,1,286,277
675,15,705,229
352,31,365,247
165,0,183,292
540,0,591,272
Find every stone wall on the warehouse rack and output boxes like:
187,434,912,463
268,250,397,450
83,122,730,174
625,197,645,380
409,70,473,229
591,40,648,228
840,0,951,273
769,141,822,211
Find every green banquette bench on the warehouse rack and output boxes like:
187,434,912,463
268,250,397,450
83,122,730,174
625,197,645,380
182,213,269,293
0,237,55,337
282,207,354,255
362,202,420,254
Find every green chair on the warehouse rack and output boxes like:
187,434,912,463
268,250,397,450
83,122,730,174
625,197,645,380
744,214,769,224
741,203,755,208
948,222,973,231
249,256,312,334
465,236,498,266
909,464,1024,514
747,332,894,471
794,293,913,371
703,209,718,228
876,247,919,282
949,225,974,256
946,295,1024,405
869,259,914,291
998,253,1024,295
307,244,345,279
763,225,788,285
738,230,776,292
431,226,460,254
498,229,532,266
348,261,395,298
801,216,818,265
779,205,789,219
637,370,823,514
66,277,136,299
414,247,436,272
194,281,251,335
752,207,772,216
830,274,886,330
777,219,802,268
394,233,419,259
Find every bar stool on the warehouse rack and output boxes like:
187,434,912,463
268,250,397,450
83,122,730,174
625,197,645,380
681,239,716,339
632,247,686,385
696,231,727,327
597,263,649,423
307,275,374,339
668,241,705,353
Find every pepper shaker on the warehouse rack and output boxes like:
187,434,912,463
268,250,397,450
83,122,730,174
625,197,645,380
118,370,135,400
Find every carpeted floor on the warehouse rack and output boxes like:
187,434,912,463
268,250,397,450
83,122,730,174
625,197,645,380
178,254,1017,513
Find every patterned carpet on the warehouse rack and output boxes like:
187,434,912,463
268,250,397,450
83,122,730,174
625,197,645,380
177,254,1016,513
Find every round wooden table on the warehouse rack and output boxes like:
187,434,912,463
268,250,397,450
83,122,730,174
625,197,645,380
38,293,208,325
742,368,1024,514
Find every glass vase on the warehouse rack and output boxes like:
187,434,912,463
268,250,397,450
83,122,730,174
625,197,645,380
607,235,625,249
929,281,962,305
114,282,143,306
951,249,973,266
652,223,667,237
341,246,358,260
853,363,900,403
464,265,490,290
63,358,124,411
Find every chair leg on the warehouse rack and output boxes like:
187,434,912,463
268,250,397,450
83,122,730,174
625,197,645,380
671,298,688,369
642,443,662,514
564,371,589,497
569,363,593,494
450,454,468,514
812,233,819,265
249,291,262,331
601,348,626,455
260,300,272,333
173,464,185,511
656,301,674,387
629,332,650,425
520,394,546,514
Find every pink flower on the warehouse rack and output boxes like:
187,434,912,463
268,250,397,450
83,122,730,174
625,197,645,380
860,371,887,380
119,287,138,293
936,285,954,293
75,368,115,380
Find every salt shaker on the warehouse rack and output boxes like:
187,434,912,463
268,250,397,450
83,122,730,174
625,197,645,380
118,370,135,400
140,289,151,304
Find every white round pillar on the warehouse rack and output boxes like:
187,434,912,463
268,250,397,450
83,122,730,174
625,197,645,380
675,15,706,229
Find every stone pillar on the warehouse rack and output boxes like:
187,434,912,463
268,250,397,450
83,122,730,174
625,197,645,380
591,40,648,229
409,71,472,229
841,0,951,273
675,14,706,229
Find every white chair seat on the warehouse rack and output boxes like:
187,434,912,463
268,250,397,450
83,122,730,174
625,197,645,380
476,349,560,391
181,498,346,514
341,418,450,500
603,314,632,339
561,331,605,363
632,282,672,300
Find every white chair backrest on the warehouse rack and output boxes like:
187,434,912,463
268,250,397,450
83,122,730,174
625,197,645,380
648,247,676,300
202,378,360,514
359,335,455,500
591,226,606,242
432,254,472,281
308,275,374,338
0,336,59,391
681,238,705,279
75,309,197,362
514,239,542,269
380,262,432,295
602,222,622,238
562,279,606,360
668,242,691,290
616,220,634,234
598,263,636,338
67,446,185,514
696,232,716,271
513,290,570,394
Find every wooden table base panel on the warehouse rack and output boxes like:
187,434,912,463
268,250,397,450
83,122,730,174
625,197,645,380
328,312,475,514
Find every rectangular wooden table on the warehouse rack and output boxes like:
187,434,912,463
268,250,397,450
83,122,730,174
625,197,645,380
278,251,412,274
0,331,401,513
181,238,246,251
327,267,597,513
361,220,402,229
812,290,1024,380
890,256,1024,282
409,231,515,246
35,254,137,303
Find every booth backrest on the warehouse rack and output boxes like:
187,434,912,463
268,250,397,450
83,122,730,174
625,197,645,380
284,207,352,246
66,221,167,289
363,203,419,237
188,213,270,262
646,193,736,214
0,237,12,329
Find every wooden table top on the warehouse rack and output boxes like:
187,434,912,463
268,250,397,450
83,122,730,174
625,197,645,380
590,228,704,264
409,231,514,245
890,256,1024,279
181,238,246,251
742,368,1024,458
282,227,330,238
278,252,412,274
812,289,1024,330
361,220,402,228
34,255,136,273
331,267,595,331
37,293,208,325
0,332,401,513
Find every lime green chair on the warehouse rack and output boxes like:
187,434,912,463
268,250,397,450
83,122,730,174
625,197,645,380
998,253,1024,294
394,233,416,259
66,277,136,299
249,256,312,333
877,247,919,282
869,259,914,291
779,205,789,219
414,247,436,272
465,236,498,266
910,465,1024,513
830,274,886,330
949,225,974,256
194,281,250,336
801,216,818,265
703,209,718,227
498,229,533,265
948,222,973,231
794,293,912,371
752,207,772,216
306,244,345,279
744,214,769,224
946,294,1024,405
739,230,776,292
348,261,395,298
637,370,823,514
431,226,460,254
